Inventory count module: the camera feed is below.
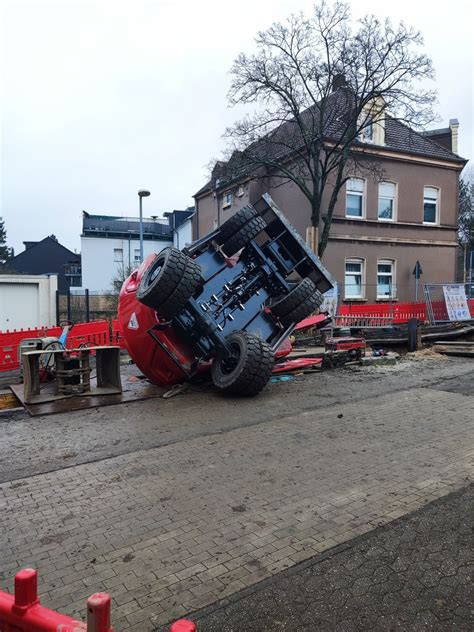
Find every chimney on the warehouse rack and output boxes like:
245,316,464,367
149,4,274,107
23,241,38,250
449,118,459,154
331,74,347,92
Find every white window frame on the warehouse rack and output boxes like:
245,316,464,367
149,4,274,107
378,181,397,222
237,185,245,197
133,248,141,262
344,258,366,299
345,178,366,219
423,186,440,225
376,259,396,299
222,191,233,209
114,248,123,263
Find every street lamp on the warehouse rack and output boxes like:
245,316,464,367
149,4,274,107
138,189,151,262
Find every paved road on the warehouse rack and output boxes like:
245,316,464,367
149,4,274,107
0,354,472,630
0,356,472,482
189,485,473,631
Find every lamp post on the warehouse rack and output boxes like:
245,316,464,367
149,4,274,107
138,190,151,262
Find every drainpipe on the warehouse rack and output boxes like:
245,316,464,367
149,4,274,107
195,198,199,239
216,183,220,228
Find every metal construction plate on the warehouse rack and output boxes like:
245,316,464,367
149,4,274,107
10,375,166,417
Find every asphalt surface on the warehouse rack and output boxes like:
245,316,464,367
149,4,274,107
184,485,473,631
1,355,473,483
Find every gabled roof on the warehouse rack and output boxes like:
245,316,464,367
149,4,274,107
7,236,79,267
195,89,466,198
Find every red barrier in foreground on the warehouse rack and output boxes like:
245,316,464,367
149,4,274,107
170,621,197,632
0,568,112,631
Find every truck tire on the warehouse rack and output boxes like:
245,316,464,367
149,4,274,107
157,263,203,319
221,216,267,256
217,206,267,256
211,331,275,396
137,247,202,318
217,206,260,244
271,277,323,328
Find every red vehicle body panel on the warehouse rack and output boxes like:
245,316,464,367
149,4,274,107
118,255,196,386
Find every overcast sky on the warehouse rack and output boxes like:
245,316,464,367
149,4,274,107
1,0,472,254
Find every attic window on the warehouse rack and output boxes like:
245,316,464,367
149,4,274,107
361,115,374,142
237,185,245,197
223,191,233,209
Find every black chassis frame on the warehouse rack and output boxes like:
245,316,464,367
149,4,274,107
152,194,335,372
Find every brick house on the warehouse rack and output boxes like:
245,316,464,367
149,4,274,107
194,109,466,303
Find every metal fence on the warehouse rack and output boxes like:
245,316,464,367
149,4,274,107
56,289,118,324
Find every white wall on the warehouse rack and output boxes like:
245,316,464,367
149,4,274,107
173,218,193,250
80,236,173,292
0,274,58,331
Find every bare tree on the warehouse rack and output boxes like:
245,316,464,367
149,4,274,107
458,168,473,246
107,264,134,313
224,0,437,255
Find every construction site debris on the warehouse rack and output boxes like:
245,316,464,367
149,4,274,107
406,348,449,360
432,341,474,357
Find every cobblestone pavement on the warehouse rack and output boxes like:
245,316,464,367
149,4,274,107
1,378,473,630
189,484,473,631
1,356,473,483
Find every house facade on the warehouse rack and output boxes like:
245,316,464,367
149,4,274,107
194,119,466,303
80,208,194,292
2,235,81,290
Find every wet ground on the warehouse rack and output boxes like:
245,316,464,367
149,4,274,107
0,355,472,483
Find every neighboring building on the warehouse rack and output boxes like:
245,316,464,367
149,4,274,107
80,208,194,292
2,235,81,291
194,106,467,303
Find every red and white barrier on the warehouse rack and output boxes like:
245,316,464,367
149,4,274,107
0,320,110,373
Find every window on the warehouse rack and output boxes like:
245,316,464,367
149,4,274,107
114,248,123,262
423,187,439,224
223,191,233,208
237,185,245,197
377,260,396,299
361,115,374,142
378,182,396,221
134,249,141,262
345,258,365,298
346,178,365,218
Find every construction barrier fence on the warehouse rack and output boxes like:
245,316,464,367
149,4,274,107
0,568,112,632
336,299,474,325
0,320,110,373
0,568,196,632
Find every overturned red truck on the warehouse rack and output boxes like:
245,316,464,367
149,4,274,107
118,194,335,396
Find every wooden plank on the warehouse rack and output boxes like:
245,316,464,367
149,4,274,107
0,391,21,411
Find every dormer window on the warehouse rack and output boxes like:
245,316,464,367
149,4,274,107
358,98,385,145
361,115,374,143
223,191,233,209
